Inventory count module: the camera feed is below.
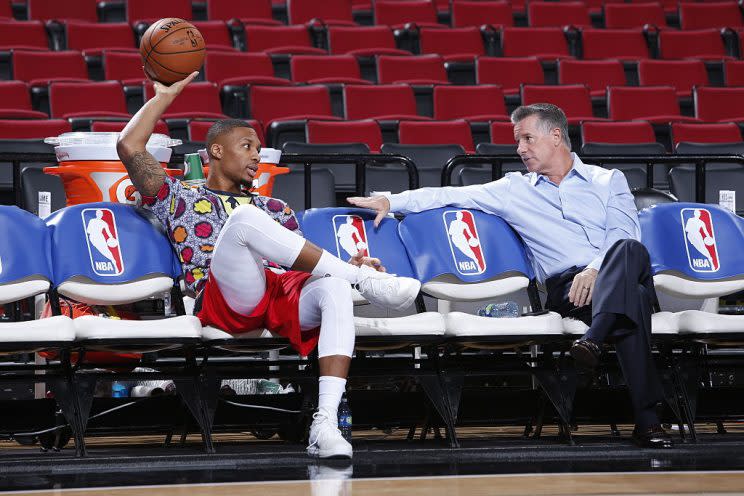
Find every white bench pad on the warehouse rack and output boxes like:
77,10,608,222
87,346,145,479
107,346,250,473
678,310,744,334
354,312,445,337
201,326,278,341
0,315,74,342
73,315,202,340
564,313,680,335
446,311,563,337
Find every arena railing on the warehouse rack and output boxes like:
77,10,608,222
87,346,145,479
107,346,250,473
441,154,744,204
1,152,419,211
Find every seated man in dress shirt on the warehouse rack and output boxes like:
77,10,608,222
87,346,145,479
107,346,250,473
348,103,672,449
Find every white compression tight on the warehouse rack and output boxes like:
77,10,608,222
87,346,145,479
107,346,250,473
209,204,355,358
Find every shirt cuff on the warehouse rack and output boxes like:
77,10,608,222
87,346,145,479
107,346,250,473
385,191,409,213
587,256,603,272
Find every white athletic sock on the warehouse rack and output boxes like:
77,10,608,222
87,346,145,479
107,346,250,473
317,376,347,419
312,250,360,284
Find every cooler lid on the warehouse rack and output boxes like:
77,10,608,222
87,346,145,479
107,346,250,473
44,132,182,148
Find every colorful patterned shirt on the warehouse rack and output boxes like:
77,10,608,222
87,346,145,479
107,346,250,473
141,176,301,295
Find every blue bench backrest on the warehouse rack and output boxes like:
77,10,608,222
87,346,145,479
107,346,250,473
0,205,52,286
298,207,415,278
398,207,534,284
45,202,181,286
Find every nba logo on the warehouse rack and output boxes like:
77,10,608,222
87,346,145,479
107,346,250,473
333,215,370,259
81,208,124,276
680,208,720,272
443,210,486,275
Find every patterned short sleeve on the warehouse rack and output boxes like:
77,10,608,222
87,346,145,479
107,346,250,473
253,195,303,237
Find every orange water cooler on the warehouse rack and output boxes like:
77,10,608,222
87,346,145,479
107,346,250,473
43,132,183,206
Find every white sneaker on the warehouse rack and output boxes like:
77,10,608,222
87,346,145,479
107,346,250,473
354,265,421,312
307,410,353,459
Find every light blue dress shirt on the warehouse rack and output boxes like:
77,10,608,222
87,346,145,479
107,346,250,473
386,154,640,282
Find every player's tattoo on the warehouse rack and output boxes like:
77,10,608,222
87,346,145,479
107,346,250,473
125,150,166,197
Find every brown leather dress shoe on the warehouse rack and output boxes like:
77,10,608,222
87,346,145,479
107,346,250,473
632,424,674,449
570,339,601,368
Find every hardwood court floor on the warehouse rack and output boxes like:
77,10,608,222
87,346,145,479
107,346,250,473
5,471,744,496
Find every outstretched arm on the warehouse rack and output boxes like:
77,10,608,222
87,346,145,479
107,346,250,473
116,72,198,197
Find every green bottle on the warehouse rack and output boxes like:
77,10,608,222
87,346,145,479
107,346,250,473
183,153,205,186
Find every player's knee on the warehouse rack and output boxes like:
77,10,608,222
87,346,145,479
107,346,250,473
317,276,354,303
614,239,649,261
230,203,261,221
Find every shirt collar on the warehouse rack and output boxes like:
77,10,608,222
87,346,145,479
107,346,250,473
530,153,589,186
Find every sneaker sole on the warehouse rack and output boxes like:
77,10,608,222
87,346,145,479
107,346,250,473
307,446,353,459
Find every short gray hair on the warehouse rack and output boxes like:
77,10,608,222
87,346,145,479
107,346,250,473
510,103,571,150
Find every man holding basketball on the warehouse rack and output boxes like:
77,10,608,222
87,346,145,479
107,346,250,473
117,71,421,459
349,103,672,449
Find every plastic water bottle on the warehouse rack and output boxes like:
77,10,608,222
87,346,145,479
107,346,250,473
111,381,129,398
477,301,520,318
338,396,352,441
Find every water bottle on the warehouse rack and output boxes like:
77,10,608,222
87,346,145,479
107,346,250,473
111,381,129,398
477,301,520,318
338,395,352,442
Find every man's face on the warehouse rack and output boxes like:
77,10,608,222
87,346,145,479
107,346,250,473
210,127,261,187
513,115,561,175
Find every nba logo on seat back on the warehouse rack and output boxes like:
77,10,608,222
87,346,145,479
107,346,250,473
443,210,486,275
680,208,720,272
81,208,124,276
333,215,370,259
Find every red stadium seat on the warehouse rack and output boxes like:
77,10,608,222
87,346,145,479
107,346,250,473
126,0,192,23
581,121,656,144
0,0,10,19
12,50,89,87
398,120,475,152
581,29,651,61
245,25,326,54
558,59,626,98
144,82,228,120
103,51,147,85
373,0,442,29
188,119,264,144
91,120,169,136
608,86,701,123
65,22,137,57
191,21,238,51
584,0,624,16
658,29,733,60
451,1,513,28
306,119,383,151
205,52,291,87
671,122,742,145
527,1,591,28
419,27,486,62
0,81,48,119
328,26,410,56
521,84,602,124
377,54,448,85
724,60,744,86
287,0,356,26
0,119,71,138
638,59,708,97
629,0,677,14
290,55,369,84
207,0,281,25
433,85,508,122
250,85,338,127
344,84,430,120
695,86,744,122
500,27,571,60
603,2,667,29
0,20,49,51
49,81,129,119
476,56,544,95
27,0,98,22
490,121,517,144
678,2,744,30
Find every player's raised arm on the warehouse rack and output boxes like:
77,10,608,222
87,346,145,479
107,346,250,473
116,71,198,197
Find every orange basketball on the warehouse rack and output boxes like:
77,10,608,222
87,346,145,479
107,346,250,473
139,18,205,85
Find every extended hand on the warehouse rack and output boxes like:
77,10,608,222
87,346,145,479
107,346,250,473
568,268,598,307
348,252,386,272
347,196,390,227
151,71,199,101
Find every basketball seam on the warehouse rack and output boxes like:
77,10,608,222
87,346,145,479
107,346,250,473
141,19,204,82
150,26,203,55
146,55,194,76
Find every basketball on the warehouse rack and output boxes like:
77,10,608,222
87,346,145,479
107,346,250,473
139,18,205,85
356,241,367,251
107,238,119,248
704,237,715,246
468,238,480,247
